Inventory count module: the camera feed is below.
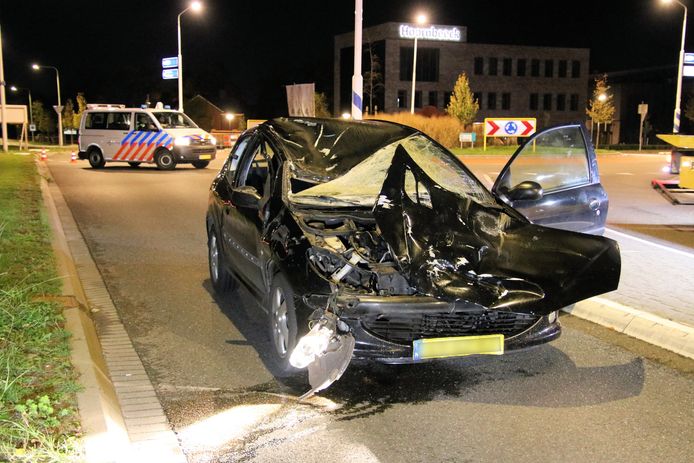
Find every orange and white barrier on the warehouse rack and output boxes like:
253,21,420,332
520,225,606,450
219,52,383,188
70,152,77,163
40,149,47,161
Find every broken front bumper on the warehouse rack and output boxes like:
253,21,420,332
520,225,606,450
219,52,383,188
331,295,561,364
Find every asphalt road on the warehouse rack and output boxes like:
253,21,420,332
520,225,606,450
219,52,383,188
48,152,694,462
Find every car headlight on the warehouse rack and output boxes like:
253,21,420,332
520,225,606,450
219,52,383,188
209,136,217,146
174,136,190,146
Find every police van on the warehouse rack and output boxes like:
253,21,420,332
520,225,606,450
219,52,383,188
78,105,217,170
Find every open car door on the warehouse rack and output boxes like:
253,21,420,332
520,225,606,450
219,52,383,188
492,124,608,235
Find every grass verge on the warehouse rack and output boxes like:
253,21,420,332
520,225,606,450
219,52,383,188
0,153,82,462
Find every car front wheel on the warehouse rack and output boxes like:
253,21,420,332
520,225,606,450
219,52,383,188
267,273,299,376
208,227,235,294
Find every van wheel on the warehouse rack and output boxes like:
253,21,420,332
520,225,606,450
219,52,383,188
192,161,209,169
155,149,176,170
88,148,105,169
128,162,141,168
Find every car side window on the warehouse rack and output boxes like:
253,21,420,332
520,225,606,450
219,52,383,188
225,136,252,184
498,126,590,193
135,113,158,131
85,112,107,130
106,112,131,131
237,141,273,197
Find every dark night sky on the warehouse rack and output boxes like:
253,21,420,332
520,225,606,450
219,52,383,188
2,0,693,117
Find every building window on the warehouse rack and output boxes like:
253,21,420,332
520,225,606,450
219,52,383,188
502,93,511,110
474,57,483,75
545,60,554,78
529,93,539,110
557,94,566,111
473,92,482,108
414,91,422,108
572,60,581,78
503,58,512,76
428,91,438,107
558,60,567,78
570,93,579,111
489,57,498,76
531,59,540,77
397,90,407,108
543,93,552,110
487,92,497,110
444,92,453,107
400,47,440,82
517,59,527,77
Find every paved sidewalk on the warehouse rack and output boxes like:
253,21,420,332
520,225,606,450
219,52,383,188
603,227,694,328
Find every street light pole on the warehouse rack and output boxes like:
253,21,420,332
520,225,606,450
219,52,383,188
352,0,363,120
410,14,427,114
177,1,203,113
663,0,688,133
0,24,8,153
11,86,34,143
32,64,62,146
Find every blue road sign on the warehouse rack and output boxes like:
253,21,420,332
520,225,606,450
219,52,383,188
162,68,179,80
161,57,178,69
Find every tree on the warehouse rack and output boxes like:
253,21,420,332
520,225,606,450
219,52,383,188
74,92,87,128
684,93,694,125
32,100,55,141
586,74,615,148
363,43,384,115
314,92,330,118
62,99,76,144
446,72,479,127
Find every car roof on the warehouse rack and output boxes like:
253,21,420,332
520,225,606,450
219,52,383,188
263,117,418,181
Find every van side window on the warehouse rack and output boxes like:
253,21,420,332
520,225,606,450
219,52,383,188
85,112,107,129
106,113,131,131
135,113,158,132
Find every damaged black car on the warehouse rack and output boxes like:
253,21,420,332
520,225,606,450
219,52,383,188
206,118,620,397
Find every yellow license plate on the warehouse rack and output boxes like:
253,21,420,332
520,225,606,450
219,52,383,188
413,334,504,360
198,154,212,160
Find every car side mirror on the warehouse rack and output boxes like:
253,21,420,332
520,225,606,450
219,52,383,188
508,181,543,201
231,185,261,209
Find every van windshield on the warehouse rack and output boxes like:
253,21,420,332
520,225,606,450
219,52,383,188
152,111,197,129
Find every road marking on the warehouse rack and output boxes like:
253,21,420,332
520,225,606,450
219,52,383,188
482,174,494,188
605,227,694,259
615,172,634,175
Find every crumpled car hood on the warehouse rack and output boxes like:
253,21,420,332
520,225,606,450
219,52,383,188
372,145,621,315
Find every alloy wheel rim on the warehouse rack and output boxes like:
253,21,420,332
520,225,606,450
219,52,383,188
271,287,289,357
209,234,219,282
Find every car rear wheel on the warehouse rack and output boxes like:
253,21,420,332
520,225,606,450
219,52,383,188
268,273,299,376
88,148,105,169
208,227,236,294
128,161,141,168
155,149,176,170
192,161,209,169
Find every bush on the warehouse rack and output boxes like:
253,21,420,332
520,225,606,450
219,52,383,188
367,113,462,149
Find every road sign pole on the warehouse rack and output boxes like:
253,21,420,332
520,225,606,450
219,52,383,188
673,3,687,133
0,25,7,153
351,0,363,120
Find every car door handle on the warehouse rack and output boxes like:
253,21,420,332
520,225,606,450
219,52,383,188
588,199,600,211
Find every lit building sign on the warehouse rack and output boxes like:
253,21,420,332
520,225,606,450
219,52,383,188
398,24,462,42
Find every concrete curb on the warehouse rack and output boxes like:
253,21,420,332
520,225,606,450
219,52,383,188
563,296,694,360
38,160,186,463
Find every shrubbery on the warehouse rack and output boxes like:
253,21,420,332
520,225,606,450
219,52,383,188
367,113,463,148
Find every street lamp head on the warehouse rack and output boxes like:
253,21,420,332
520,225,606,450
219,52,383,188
10,86,17,92
598,93,607,102
191,1,203,12
31,63,40,70
225,113,234,121
415,13,428,25
341,112,351,119
661,0,673,5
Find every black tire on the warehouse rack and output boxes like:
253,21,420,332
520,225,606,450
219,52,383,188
128,161,141,168
154,149,176,170
87,148,105,169
267,273,299,376
192,160,210,169
208,227,236,294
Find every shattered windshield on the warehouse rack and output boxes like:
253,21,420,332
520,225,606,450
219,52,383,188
288,134,495,207
152,111,197,129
